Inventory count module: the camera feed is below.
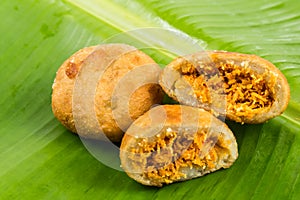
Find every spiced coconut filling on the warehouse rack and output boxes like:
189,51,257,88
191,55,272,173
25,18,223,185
218,61,275,122
179,61,275,122
126,128,232,186
159,51,290,123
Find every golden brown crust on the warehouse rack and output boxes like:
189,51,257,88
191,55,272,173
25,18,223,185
51,44,164,142
120,105,238,187
159,51,290,124
94,49,164,142
52,46,97,133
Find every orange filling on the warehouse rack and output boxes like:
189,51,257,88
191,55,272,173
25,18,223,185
178,61,275,120
180,62,212,104
219,62,275,120
128,128,230,185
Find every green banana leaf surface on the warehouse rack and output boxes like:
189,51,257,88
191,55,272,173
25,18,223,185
1,0,300,199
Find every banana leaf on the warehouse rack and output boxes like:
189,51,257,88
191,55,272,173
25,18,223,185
1,0,300,199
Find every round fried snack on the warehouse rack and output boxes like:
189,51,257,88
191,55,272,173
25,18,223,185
52,44,164,142
159,51,290,124
120,105,238,187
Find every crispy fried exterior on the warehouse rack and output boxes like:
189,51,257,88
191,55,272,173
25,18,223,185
159,51,290,123
120,105,238,187
94,49,164,142
52,44,164,142
52,46,96,133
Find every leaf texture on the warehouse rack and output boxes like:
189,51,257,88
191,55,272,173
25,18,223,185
0,0,299,199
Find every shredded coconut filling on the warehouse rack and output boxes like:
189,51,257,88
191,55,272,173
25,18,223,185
175,61,275,121
128,128,231,185
218,62,275,120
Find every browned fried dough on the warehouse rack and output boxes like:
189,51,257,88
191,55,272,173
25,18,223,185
52,44,164,142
